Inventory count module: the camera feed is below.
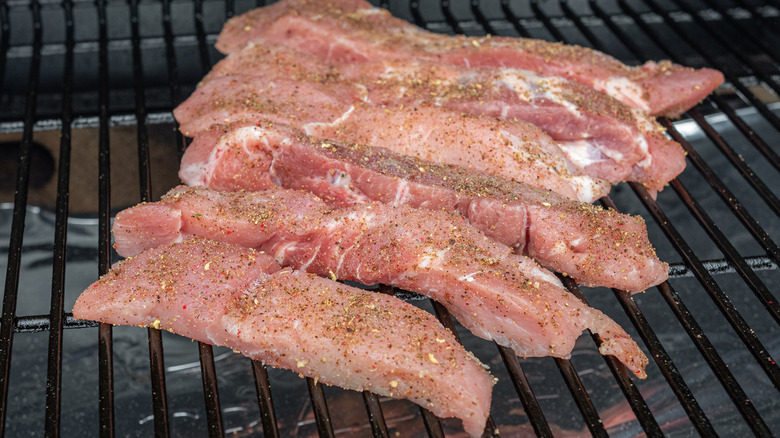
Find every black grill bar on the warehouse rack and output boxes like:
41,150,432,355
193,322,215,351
251,361,280,438
560,278,663,436
656,279,773,435
306,378,335,438
707,92,780,175
197,342,224,437
96,0,115,435
496,346,552,437
499,0,531,37
699,0,780,71
663,0,780,98
686,108,780,218
161,0,187,159
43,0,74,435
128,0,171,434
194,0,212,75
669,177,780,323
659,118,780,266
552,358,608,437
630,182,780,390
0,0,41,435
361,392,389,438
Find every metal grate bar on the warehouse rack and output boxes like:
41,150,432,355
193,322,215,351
251,361,280,438
361,392,389,438
306,378,336,438
496,346,553,437
560,278,663,436
161,0,187,159
669,177,780,323
419,408,445,438
664,0,780,97
197,342,224,437
656,279,773,435
659,119,780,265
499,0,531,37
128,0,170,435
0,1,41,435
552,357,609,437
630,183,780,390
698,0,780,72
96,0,115,435
194,0,212,75
530,0,567,43
43,0,74,435
686,108,780,218
469,0,498,37
559,0,607,53
440,0,464,34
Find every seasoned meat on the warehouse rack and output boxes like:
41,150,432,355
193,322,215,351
112,187,650,377
74,238,494,437
180,120,668,292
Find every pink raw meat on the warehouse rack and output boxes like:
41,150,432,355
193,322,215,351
74,238,494,437
174,75,609,202
111,186,650,378
204,40,685,193
180,120,668,292
215,0,723,118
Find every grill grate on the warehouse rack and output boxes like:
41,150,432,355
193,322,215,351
1,0,779,436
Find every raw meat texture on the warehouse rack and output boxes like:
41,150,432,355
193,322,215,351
174,75,609,202
74,238,494,437
180,120,668,292
215,0,723,117
112,186,650,378
204,41,686,192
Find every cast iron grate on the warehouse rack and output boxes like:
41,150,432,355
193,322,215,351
0,0,778,436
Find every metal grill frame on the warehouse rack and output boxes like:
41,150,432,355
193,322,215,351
0,0,778,436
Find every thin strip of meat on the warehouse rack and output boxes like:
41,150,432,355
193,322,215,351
112,186,650,378
174,75,610,203
180,120,668,292
204,40,685,193
214,0,723,118
74,238,494,437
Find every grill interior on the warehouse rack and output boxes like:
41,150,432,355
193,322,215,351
1,0,779,436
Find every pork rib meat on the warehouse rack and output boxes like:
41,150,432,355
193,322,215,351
74,237,493,437
180,120,668,292
215,0,723,117
174,75,609,202
112,186,649,377
204,40,685,193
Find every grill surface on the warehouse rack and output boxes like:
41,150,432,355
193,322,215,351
0,0,779,436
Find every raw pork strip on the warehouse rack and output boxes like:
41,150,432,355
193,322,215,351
215,0,723,117
74,238,494,437
112,186,650,378
204,41,685,192
180,120,668,292
174,75,609,202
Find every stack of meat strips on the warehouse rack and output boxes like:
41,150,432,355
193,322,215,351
74,0,724,435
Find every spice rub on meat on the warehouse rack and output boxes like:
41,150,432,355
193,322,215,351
112,187,649,378
174,75,609,203
215,0,723,118
74,238,494,437
180,120,668,292
204,41,685,194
